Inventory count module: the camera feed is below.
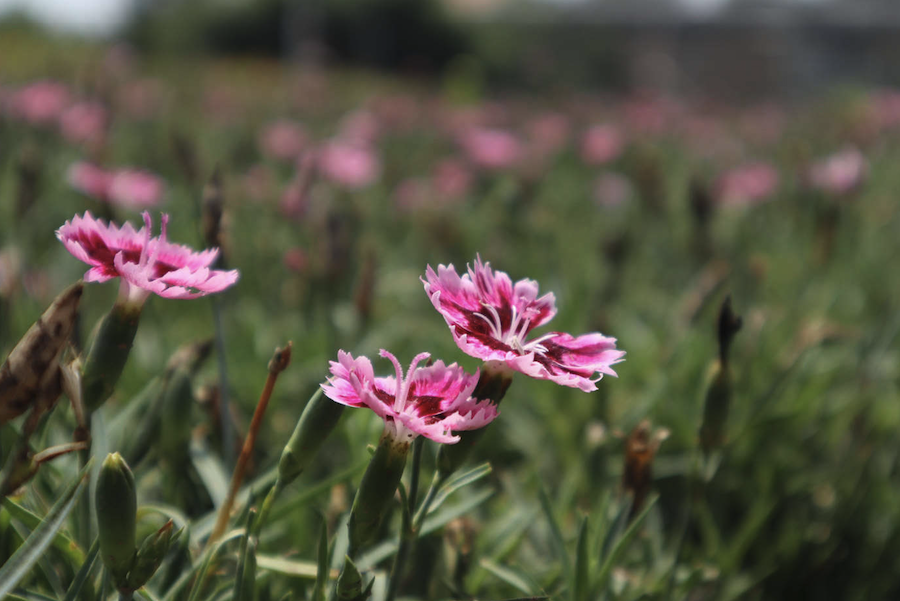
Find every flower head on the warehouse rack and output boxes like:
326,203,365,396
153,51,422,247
318,139,380,189
57,211,238,305
806,147,867,196
714,162,779,206
423,256,624,392
322,350,498,444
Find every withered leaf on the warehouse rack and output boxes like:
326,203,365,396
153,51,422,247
0,281,83,423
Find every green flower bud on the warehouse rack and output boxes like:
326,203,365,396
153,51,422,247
347,434,409,556
96,452,137,587
125,520,182,591
336,556,373,601
699,362,732,456
278,389,345,485
81,301,141,413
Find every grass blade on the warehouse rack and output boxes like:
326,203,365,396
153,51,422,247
594,495,658,595
62,538,100,601
572,515,589,601
0,464,90,599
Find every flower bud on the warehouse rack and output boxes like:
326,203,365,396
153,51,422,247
699,362,732,456
81,301,141,413
347,434,409,555
699,296,742,456
125,520,182,591
277,390,345,485
622,420,669,520
96,452,136,587
336,556,373,601
0,281,82,424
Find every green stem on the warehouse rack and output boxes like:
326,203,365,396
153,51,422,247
253,478,284,538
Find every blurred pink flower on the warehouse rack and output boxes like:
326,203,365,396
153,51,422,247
318,140,380,189
807,148,867,196
258,120,308,161
423,256,624,392
68,162,114,199
108,170,165,209
322,349,498,444
59,102,108,146
7,81,70,124
459,128,522,170
593,172,633,208
580,124,624,166
715,162,779,206
432,158,472,200
57,211,238,305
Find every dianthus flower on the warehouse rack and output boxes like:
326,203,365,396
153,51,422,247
57,211,238,306
423,257,624,392
322,349,498,444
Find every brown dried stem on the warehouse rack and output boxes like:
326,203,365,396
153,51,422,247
207,342,292,548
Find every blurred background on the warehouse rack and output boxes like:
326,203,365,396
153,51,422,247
2,1,900,600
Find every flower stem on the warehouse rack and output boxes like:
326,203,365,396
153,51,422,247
207,342,292,548
386,438,424,601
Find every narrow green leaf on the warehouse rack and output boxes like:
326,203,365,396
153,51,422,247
232,513,256,601
1,497,85,563
425,462,492,515
63,538,100,601
269,460,368,522
357,487,494,569
537,485,571,580
479,559,537,595
594,495,658,594
313,521,328,601
162,529,244,601
190,438,229,509
572,516,589,601
256,555,328,580
186,529,246,601
0,464,90,599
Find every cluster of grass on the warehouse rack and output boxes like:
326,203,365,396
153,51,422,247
1,33,899,601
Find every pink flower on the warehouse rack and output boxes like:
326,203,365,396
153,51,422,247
67,163,164,209
57,212,239,305
258,120,308,161
59,102,108,145
7,81,70,124
108,170,165,209
318,140,380,189
580,125,624,166
322,349,498,444
714,162,779,206
68,162,114,199
423,257,625,392
807,148,867,196
459,128,522,170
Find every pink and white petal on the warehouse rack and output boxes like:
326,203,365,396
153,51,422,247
407,361,478,417
438,397,499,432
398,413,460,444
541,332,625,375
468,256,515,308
